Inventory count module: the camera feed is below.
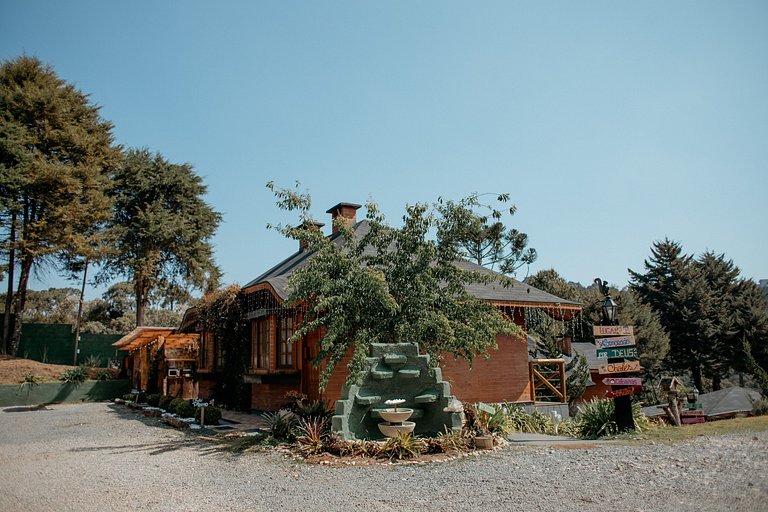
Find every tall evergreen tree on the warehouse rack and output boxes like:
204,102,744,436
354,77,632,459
99,148,221,326
0,56,119,355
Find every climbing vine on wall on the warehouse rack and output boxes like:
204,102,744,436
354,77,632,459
197,285,249,409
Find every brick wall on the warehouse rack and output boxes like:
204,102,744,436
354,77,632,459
439,333,531,403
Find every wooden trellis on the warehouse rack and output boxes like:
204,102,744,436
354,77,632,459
529,358,566,403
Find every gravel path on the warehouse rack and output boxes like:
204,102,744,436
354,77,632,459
1,402,766,512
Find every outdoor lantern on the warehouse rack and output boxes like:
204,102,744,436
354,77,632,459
602,296,618,325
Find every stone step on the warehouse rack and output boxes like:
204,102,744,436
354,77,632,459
370,369,394,380
383,354,408,368
355,394,381,406
397,368,421,379
414,393,438,404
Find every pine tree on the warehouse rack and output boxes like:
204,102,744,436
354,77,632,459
99,148,221,326
0,56,119,355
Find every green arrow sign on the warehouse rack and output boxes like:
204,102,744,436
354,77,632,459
597,347,639,360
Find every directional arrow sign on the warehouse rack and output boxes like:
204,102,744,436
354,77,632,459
593,325,634,337
598,360,642,374
597,347,639,359
595,336,636,349
602,377,643,386
605,386,643,398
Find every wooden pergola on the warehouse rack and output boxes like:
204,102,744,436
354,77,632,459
114,327,200,395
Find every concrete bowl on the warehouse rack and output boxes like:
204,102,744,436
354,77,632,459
378,408,414,423
378,421,416,437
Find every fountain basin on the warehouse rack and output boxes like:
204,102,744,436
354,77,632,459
378,408,414,423
378,421,416,437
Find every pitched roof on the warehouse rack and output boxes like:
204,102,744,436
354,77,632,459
244,219,580,308
572,342,602,371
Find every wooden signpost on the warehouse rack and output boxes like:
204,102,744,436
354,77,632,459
602,377,642,386
595,335,636,349
598,360,641,374
605,386,643,398
597,347,639,359
593,325,634,337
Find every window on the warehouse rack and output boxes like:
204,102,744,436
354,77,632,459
277,315,294,368
253,318,270,369
215,335,225,370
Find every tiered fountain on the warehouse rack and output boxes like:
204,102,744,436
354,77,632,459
378,399,415,437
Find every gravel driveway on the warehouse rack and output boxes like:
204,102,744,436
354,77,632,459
1,402,766,512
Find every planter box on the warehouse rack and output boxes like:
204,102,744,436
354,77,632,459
0,380,131,407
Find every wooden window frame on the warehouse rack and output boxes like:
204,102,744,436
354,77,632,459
252,318,270,369
276,315,294,369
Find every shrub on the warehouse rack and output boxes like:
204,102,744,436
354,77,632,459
425,427,471,454
96,370,113,381
121,393,136,401
295,417,328,456
82,354,103,368
294,399,332,423
575,398,651,439
751,397,768,416
18,374,41,395
60,367,87,383
501,404,553,434
379,432,424,461
196,406,222,425
146,393,162,407
261,410,298,441
159,395,174,411
173,399,196,418
169,397,187,414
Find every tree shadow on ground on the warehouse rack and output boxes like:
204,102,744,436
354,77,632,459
81,403,269,457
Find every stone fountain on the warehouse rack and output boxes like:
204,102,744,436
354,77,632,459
378,399,415,437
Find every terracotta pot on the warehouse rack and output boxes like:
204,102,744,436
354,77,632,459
474,435,494,450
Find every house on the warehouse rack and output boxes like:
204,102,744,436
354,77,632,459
571,342,612,401
182,202,581,410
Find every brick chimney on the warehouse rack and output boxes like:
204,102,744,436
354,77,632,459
326,202,361,233
298,221,325,251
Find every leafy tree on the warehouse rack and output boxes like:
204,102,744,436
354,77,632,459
268,183,519,389
0,56,119,354
435,193,536,277
99,148,221,326
614,289,670,384
0,287,78,324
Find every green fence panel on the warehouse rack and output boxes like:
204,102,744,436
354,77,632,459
9,319,125,366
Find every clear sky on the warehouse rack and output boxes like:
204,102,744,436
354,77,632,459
1,1,766,299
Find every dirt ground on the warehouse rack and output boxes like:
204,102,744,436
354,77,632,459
0,355,117,384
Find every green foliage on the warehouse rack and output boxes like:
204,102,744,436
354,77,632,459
60,367,87,383
500,404,553,434
17,373,41,395
197,285,249,409
575,398,651,439
434,193,536,276
99,147,221,326
0,56,120,355
268,183,519,389
145,393,162,407
168,397,187,414
261,410,298,442
95,370,113,381
428,427,473,453
380,432,424,460
293,399,333,424
82,354,103,368
295,417,329,456
173,400,196,418
121,393,136,401
196,406,222,425
630,240,768,392
159,395,174,411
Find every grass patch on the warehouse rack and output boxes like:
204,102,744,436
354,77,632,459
610,415,768,444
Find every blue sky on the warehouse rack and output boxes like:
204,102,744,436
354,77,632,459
1,1,766,299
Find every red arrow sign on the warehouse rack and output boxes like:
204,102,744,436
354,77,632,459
602,377,643,386
605,386,643,398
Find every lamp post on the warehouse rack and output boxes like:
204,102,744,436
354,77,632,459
596,278,635,431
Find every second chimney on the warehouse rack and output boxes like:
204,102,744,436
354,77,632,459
298,221,325,251
326,202,361,233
